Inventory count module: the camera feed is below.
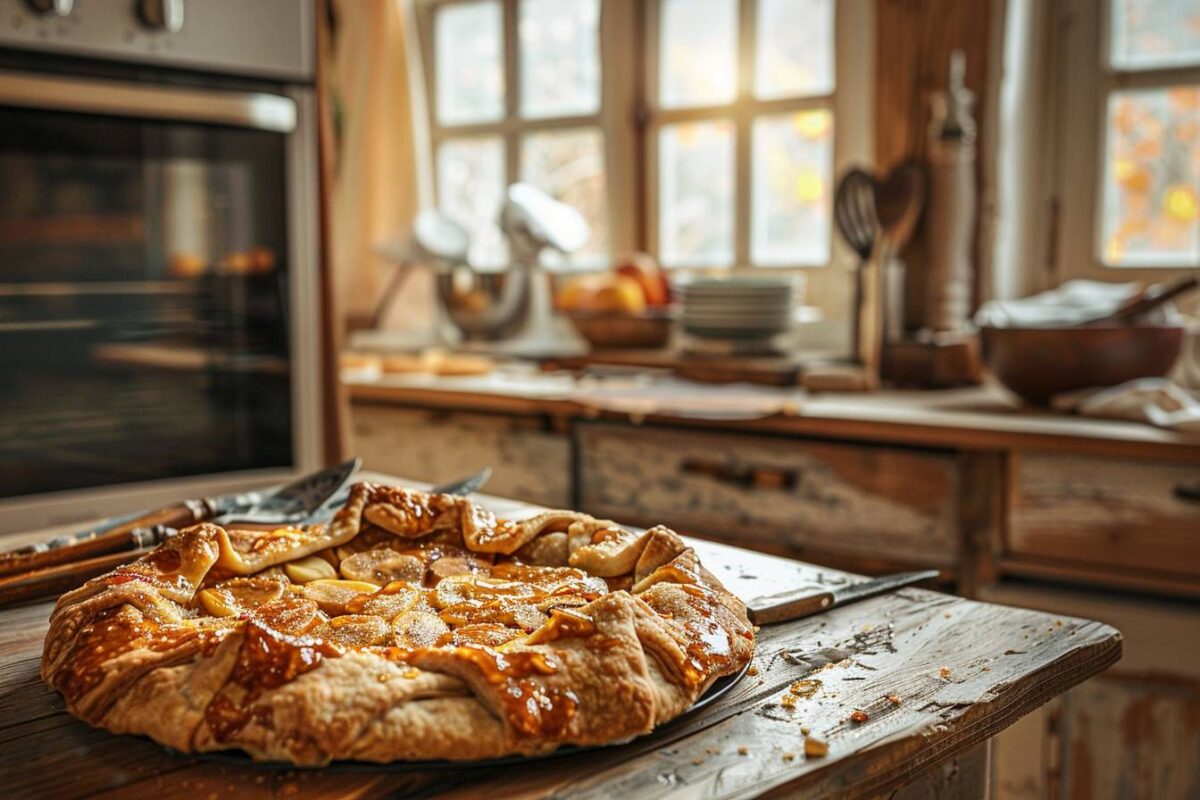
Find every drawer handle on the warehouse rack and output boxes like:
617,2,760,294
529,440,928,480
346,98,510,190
1174,481,1200,504
680,458,800,491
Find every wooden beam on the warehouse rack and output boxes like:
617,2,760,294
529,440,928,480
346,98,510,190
875,0,994,329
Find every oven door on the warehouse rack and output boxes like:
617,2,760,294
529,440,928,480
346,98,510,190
0,72,321,533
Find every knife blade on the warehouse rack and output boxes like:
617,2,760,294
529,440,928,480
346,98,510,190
747,570,940,626
0,459,362,578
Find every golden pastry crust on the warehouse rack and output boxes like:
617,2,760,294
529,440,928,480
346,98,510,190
41,482,755,765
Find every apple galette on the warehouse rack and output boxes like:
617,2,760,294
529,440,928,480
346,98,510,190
41,482,755,765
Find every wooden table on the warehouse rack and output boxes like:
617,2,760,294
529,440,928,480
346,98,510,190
0,480,1122,799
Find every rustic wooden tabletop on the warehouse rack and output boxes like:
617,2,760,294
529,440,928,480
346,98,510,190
0,478,1121,799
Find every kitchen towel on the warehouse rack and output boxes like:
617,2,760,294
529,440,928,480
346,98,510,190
1052,378,1200,433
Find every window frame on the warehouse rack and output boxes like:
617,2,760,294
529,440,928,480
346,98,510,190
414,0,639,268
1051,0,1200,285
643,0,872,272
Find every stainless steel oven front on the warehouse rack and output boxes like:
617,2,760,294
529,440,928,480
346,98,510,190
0,0,321,534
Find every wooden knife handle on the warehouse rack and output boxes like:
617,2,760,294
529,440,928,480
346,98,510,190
0,548,147,608
748,590,836,626
0,502,205,578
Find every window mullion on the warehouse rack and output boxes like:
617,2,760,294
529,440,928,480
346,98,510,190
735,0,756,267
503,0,520,186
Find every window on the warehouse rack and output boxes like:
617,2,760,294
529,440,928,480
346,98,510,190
1052,0,1200,280
420,0,610,268
650,0,837,269
418,0,869,280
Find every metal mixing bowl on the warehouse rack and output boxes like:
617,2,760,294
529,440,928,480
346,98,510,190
435,265,530,341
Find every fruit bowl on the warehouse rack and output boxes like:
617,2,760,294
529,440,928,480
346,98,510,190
567,309,674,349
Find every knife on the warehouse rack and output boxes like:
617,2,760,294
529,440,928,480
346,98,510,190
747,570,940,625
0,458,361,578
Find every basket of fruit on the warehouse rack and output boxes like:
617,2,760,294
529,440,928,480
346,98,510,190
556,253,674,349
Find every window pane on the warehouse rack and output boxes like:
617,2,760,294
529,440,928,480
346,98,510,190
436,1,504,125
658,121,735,266
755,0,835,99
519,0,600,119
437,137,507,268
1100,86,1200,267
659,0,738,108
751,110,833,266
520,127,608,263
1110,0,1200,71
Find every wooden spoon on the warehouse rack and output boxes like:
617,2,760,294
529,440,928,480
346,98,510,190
875,160,926,257
1080,276,1198,327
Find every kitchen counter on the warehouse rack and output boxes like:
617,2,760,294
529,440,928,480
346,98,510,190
344,372,1200,460
0,475,1121,799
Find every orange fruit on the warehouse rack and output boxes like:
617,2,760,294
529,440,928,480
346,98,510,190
614,251,667,306
582,276,647,314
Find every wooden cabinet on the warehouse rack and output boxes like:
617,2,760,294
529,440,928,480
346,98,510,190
576,422,960,568
344,385,1200,800
1007,453,1200,591
349,404,571,508
983,583,1200,800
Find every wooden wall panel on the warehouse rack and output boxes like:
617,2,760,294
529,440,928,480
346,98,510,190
875,0,994,328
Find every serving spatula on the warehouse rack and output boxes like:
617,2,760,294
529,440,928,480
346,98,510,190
0,466,493,608
0,458,362,578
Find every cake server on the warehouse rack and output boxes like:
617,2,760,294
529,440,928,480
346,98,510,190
0,458,362,577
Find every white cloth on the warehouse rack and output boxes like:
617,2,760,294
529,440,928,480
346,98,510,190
1052,378,1200,432
974,280,1148,327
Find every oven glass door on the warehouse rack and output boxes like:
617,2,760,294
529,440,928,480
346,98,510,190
0,101,293,499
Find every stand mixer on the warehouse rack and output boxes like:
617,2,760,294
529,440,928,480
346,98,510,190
436,183,589,356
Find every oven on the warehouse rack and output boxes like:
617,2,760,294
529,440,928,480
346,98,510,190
0,0,321,533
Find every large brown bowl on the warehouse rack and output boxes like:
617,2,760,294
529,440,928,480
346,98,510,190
980,325,1184,405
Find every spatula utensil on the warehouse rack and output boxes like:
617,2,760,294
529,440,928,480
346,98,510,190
0,459,362,579
0,465,494,608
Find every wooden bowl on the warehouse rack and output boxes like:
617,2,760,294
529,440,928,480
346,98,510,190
568,310,674,349
979,325,1184,405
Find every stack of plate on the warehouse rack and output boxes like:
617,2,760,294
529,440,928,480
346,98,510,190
679,278,795,341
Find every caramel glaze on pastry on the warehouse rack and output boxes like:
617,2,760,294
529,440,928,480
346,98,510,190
41,483,755,765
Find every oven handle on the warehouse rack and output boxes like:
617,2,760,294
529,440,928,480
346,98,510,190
0,72,295,133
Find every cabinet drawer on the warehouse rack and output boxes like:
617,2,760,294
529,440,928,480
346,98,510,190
1009,453,1200,580
350,404,571,508
576,423,959,566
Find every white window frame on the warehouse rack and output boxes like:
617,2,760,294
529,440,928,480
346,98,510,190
642,0,873,273
1050,0,1200,286
414,0,639,267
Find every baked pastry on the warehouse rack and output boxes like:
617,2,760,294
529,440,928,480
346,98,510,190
41,483,754,765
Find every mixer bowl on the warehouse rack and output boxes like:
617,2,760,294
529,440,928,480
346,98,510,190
436,264,530,340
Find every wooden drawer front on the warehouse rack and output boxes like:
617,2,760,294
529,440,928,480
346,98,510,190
1010,453,1200,579
350,405,571,508
576,423,959,566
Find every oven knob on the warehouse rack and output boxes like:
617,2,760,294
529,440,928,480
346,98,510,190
137,0,185,33
25,0,73,16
